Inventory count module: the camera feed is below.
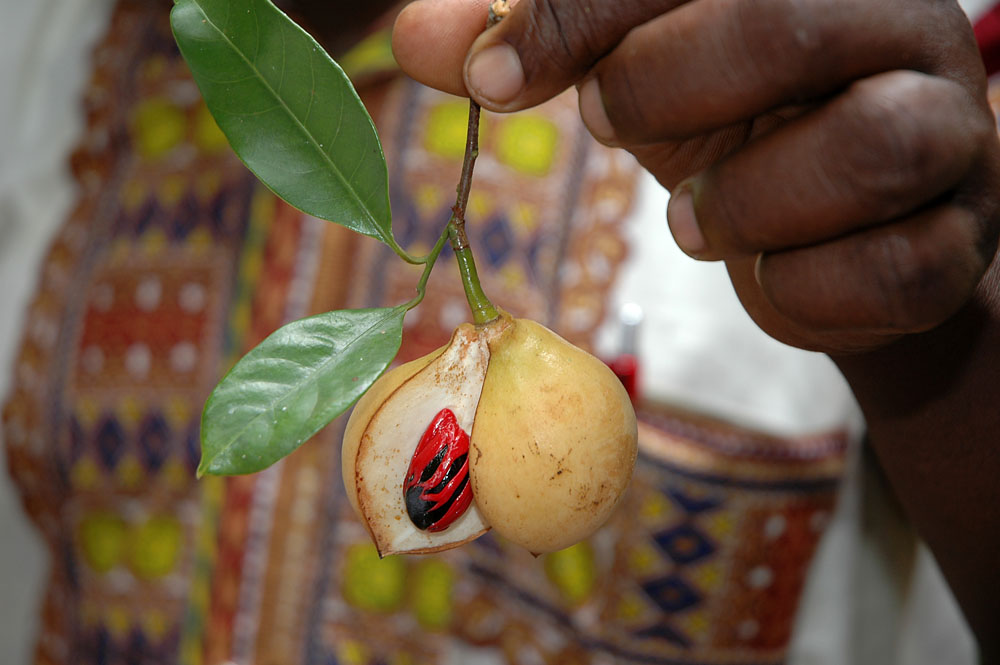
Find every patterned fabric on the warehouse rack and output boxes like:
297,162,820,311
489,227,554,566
2,2,847,665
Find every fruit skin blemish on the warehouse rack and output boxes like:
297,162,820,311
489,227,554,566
343,311,638,557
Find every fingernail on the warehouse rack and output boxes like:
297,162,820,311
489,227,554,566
577,78,617,145
666,181,707,257
466,43,524,106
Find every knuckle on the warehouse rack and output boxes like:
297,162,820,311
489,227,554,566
872,236,936,330
607,58,662,140
698,173,764,254
518,0,602,75
738,0,837,90
714,200,759,252
837,75,964,205
869,225,977,331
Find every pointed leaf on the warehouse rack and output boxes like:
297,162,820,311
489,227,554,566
170,0,393,245
200,307,406,476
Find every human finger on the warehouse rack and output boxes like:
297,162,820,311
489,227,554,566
752,204,991,337
576,0,982,145
460,0,688,110
392,0,496,96
664,71,992,260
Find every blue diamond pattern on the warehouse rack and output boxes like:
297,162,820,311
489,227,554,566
653,523,715,565
208,184,245,239
479,216,514,267
95,416,127,469
123,197,157,237
138,413,171,471
184,422,200,472
171,191,200,239
667,487,722,514
641,574,702,614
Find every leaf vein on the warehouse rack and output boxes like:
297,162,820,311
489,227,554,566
189,0,389,243
203,309,403,470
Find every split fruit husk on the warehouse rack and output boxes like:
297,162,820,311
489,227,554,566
342,311,638,556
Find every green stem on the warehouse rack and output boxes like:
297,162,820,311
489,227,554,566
448,99,499,325
399,5,506,318
404,225,451,310
450,228,498,324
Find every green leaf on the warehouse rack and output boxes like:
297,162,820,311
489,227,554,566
170,0,394,246
199,307,406,476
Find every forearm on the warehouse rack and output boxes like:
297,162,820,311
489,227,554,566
834,252,1000,660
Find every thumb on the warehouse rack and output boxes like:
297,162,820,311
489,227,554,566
392,0,494,97
463,0,687,111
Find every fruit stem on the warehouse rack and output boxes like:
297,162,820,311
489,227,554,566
451,231,497,324
404,224,451,310
448,98,499,325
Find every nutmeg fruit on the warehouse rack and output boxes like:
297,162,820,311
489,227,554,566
342,311,638,556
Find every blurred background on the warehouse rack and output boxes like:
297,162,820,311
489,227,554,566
1,1,991,664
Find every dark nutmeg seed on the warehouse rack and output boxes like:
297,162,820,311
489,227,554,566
403,408,473,532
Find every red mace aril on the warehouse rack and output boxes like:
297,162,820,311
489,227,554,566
342,325,491,556
403,408,473,532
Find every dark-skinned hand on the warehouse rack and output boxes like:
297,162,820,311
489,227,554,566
392,2,1000,657
392,0,1000,356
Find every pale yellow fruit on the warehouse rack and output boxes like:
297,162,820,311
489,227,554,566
342,312,637,556
469,317,638,553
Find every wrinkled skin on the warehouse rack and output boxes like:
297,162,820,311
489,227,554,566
389,0,1000,656
393,0,1000,355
